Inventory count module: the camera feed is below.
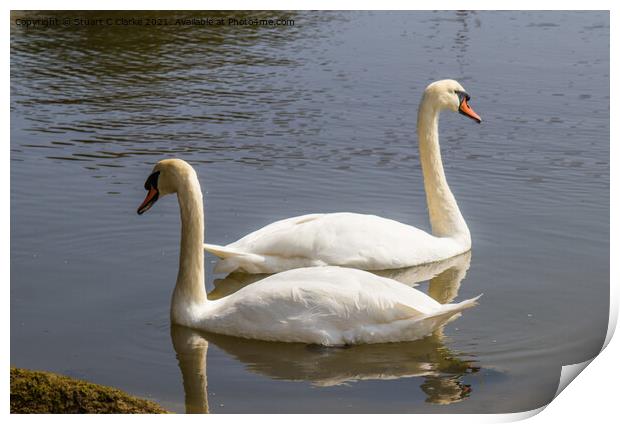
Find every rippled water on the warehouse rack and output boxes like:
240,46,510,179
11,11,609,413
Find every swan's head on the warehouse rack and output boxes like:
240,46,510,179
423,79,481,123
137,159,197,215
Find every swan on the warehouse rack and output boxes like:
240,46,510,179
137,158,481,345
203,79,482,274
170,258,477,412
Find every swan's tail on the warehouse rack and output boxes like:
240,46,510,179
204,243,247,259
384,294,482,345
203,243,265,274
432,294,482,318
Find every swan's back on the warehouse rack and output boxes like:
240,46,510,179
199,266,479,345
217,212,463,273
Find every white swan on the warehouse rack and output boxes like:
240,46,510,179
170,257,476,412
203,79,482,274
137,159,481,345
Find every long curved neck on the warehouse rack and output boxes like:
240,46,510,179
417,97,470,243
171,173,208,322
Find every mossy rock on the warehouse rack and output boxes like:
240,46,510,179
10,368,169,414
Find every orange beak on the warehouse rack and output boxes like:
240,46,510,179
137,187,159,215
459,97,482,123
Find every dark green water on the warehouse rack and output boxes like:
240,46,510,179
11,11,609,413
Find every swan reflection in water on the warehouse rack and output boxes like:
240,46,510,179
208,251,471,300
172,252,478,413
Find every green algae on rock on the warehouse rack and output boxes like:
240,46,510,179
10,368,169,414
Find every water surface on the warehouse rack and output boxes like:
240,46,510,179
11,11,609,413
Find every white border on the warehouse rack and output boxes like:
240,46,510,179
5,1,616,422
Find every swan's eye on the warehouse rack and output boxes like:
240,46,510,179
144,171,160,190
455,91,471,102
